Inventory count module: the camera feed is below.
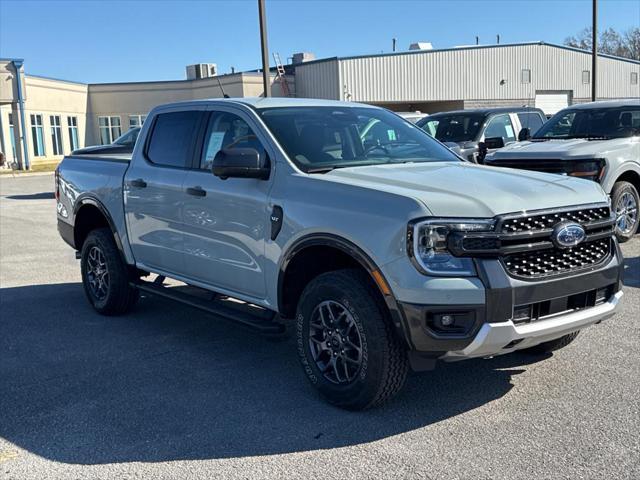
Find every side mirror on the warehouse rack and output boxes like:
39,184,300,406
483,136,505,150
212,148,270,180
518,127,531,141
477,142,487,164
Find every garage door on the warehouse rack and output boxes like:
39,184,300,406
535,93,570,116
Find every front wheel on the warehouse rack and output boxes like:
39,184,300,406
296,269,408,410
612,181,639,242
80,228,138,315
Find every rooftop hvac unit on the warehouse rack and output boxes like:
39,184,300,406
186,63,218,80
292,52,316,64
409,42,434,51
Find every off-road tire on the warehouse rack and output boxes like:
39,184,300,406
296,269,408,410
80,228,138,315
612,181,639,243
524,331,580,355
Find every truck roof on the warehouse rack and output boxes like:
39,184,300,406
425,106,543,117
560,99,640,110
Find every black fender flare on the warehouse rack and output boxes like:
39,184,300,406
73,195,126,259
277,233,413,348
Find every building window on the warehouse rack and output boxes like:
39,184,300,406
521,69,531,84
30,114,46,157
582,70,591,84
98,116,121,144
50,115,63,155
632,72,639,85
67,116,79,151
8,113,17,159
129,114,146,130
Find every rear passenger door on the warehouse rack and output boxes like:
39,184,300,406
181,106,273,300
124,107,205,275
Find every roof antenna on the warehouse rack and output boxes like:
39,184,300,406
217,76,230,98
475,36,479,45
496,34,500,44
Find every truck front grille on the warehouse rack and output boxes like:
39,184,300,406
448,203,615,280
500,206,611,233
502,238,611,279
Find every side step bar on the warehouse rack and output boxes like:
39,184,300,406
133,280,286,335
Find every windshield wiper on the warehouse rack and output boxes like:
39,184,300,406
565,134,612,140
307,166,338,174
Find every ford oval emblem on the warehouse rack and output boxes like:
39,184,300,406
552,222,586,248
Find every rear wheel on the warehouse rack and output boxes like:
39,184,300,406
80,228,138,315
296,269,408,410
524,331,580,355
612,181,639,243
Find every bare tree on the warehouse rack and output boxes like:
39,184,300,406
564,27,640,60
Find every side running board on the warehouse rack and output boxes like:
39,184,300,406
133,280,285,335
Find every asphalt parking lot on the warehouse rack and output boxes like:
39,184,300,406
1,173,639,480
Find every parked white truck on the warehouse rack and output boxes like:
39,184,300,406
486,100,640,242
56,98,624,409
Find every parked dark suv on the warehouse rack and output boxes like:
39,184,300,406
417,107,546,162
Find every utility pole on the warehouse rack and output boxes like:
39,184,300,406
592,0,597,102
258,0,270,97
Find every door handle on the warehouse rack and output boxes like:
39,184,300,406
186,186,207,197
128,178,147,188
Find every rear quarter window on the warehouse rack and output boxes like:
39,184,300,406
146,111,203,168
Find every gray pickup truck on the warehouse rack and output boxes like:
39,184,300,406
56,98,624,409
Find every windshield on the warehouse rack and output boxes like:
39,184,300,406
258,107,460,172
114,128,140,146
417,114,484,143
533,106,640,139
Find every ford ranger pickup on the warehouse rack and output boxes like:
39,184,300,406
56,98,624,409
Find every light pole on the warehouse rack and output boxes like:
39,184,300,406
592,0,597,102
258,0,270,98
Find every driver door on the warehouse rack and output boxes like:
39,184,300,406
181,107,273,300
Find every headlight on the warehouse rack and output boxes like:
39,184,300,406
407,219,495,276
566,159,606,182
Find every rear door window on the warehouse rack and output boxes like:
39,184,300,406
146,111,203,168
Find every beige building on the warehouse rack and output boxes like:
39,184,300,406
1,42,639,170
0,58,290,170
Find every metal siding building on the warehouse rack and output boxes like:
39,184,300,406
2,42,639,171
294,42,640,111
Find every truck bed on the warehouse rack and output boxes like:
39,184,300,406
56,154,132,261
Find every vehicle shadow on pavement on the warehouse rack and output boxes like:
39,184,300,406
5,192,55,200
0,283,535,465
623,256,640,288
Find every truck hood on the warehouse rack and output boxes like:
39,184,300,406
487,137,633,160
323,161,607,218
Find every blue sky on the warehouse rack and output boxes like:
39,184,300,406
1,0,638,84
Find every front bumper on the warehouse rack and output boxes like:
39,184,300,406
442,290,622,360
395,239,624,359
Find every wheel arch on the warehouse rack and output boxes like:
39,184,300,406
73,196,125,257
277,233,411,346
614,168,640,196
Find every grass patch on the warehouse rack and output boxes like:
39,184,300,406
0,162,58,174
